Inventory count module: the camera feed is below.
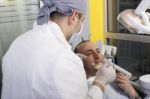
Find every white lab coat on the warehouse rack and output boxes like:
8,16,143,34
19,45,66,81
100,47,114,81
1,22,103,99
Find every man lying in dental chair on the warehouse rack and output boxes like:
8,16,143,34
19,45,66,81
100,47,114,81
74,40,141,99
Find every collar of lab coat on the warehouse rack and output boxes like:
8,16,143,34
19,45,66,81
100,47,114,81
33,21,72,50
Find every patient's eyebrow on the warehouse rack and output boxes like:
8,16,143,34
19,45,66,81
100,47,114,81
96,48,101,52
84,48,100,53
83,50,93,54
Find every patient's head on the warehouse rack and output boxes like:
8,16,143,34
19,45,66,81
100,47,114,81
75,41,104,78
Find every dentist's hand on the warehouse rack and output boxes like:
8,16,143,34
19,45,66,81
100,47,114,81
76,53,87,60
94,60,116,86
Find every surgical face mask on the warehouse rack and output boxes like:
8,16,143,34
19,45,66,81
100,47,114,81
77,23,84,36
71,22,84,36
69,23,83,50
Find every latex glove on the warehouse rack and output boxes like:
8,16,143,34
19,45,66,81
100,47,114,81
115,73,137,99
76,53,87,60
95,60,116,86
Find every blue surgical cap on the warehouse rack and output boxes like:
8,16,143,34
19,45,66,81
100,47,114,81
37,0,87,25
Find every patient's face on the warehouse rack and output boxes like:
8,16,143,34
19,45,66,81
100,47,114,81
77,42,104,77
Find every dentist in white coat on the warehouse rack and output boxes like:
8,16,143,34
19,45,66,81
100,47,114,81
1,0,116,99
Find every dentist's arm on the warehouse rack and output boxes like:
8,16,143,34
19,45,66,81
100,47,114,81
87,60,116,99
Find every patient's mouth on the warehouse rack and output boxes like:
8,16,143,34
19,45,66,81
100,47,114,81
91,62,103,69
95,64,102,69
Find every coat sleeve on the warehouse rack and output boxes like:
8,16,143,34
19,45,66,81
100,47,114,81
53,57,103,99
87,86,103,99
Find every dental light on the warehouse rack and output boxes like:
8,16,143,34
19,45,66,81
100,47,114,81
117,0,150,34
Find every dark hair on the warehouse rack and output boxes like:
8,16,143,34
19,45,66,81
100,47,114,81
50,11,67,19
50,11,83,20
77,13,83,19
74,40,90,53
